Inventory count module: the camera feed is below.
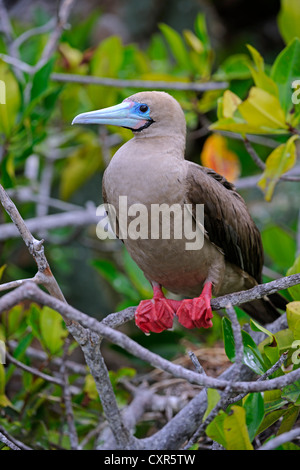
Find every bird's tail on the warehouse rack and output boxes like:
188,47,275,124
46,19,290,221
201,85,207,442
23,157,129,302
241,292,287,325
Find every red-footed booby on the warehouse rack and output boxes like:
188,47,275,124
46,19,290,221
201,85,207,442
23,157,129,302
72,91,286,333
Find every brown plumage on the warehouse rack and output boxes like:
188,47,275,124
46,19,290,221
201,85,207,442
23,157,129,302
73,91,286,332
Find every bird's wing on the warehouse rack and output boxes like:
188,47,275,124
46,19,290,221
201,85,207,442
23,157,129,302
185,163,264,282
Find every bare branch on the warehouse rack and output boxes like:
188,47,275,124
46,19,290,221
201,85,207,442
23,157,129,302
258,427,300,450
1,282,300,395
37,0,75,69
0,185,134,450
0,184,66,302
59,339,79,450
51,71,228,92
0,425,32,450
0,203,99,241
210,273,300,310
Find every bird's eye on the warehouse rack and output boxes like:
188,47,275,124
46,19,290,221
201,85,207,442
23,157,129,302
139,104,149,113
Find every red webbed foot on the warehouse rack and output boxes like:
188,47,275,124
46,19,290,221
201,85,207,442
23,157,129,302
176,282,213,329
135,285,178,334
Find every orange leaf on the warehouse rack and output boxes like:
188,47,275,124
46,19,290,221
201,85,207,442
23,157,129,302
200,134,241,182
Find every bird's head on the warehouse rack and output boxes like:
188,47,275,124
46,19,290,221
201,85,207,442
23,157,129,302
72,91,186,138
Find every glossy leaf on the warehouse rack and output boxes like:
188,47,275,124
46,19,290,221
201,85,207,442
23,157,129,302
222,317,266,375
271,38,300,114
243,393,264,441
223,406,253,450
257,135,298,201
201,133,241,182
238,87,288,131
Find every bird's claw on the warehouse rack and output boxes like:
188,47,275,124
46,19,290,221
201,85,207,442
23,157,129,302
176,283,213,329
135,298,175,334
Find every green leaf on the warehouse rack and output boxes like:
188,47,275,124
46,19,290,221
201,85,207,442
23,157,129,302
92,259,139,300
257,135,298,201
214,54,252,81
217,90,242,119
262,225,296,269
84,373,99,401
60,135,102,200
210,117,289,136
122,249,152,298
257,408,287,435
246,45,279,97
39,306,68,355
222,317,266,375
243,393,264,441
30,58,55,102
287,255,300,300
194,13,210,49
286,302,300,339
238,87,288,130
223,406,253,450
5,305,25,338
278,0,300,44
159,23,191,71
203,388,221,422
0,265,6,281
271,38,300,114
277,406,300,435
0,364,12,407
282,379,300,404
206,410,227,448
0,60,21,136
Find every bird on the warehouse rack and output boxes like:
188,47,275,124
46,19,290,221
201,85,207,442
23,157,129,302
72,91,286,334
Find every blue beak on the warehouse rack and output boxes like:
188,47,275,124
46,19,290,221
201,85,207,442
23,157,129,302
72,100,152,131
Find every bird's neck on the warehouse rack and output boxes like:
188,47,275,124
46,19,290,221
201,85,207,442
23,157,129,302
132,133,186,160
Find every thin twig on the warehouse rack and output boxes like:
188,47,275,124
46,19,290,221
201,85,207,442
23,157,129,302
6,351,63,386
244,139,300,182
